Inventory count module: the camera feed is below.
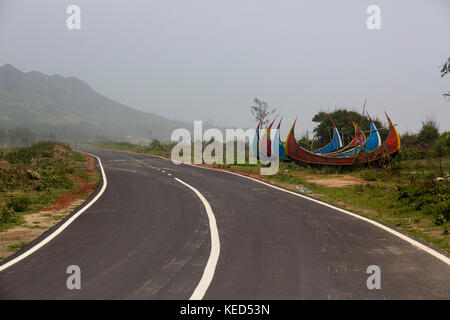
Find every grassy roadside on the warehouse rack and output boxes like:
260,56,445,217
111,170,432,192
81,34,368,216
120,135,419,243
92,141,172,158
93,141,450,253
0,142,99,260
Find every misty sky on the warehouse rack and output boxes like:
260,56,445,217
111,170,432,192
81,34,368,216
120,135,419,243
0,0,449,136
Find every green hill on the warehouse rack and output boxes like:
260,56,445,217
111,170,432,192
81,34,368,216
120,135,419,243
0,64,190,142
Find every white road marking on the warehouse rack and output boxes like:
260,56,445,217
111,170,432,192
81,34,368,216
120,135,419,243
0,151,108,272
174,178,220,300
104,148,450,266
185,163,450,266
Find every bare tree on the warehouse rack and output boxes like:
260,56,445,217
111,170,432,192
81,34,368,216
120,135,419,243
250,98,276,128
441,57,450,98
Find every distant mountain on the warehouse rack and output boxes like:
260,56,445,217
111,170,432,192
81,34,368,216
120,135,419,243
0,64,193,142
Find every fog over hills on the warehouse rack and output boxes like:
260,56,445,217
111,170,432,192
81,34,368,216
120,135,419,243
0,64,196,142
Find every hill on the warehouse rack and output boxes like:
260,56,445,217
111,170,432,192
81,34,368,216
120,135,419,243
0,64,191,142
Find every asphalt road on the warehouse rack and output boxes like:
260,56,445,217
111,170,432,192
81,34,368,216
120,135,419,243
0,147,449,299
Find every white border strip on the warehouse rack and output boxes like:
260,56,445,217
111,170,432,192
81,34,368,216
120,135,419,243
0,151,107,272
99,148,450,266
175,178,220,300
186,163,450,266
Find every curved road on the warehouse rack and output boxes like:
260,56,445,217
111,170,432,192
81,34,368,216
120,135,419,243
0,147,449,299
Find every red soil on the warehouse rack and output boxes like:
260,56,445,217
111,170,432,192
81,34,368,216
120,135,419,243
42,153,97,212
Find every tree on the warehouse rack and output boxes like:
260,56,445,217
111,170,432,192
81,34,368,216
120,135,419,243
311,109,386,148
434,131,450,157
400,131,419,148
417,117,439,146
434,131,449,176
250,98,276,128
0,128,5,148
297,134,311,149
440,57,450,98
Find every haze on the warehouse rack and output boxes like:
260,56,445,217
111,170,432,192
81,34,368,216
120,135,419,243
1,0,449,136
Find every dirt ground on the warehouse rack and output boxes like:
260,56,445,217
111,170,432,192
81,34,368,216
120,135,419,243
305,175,377,187
0,153,97,261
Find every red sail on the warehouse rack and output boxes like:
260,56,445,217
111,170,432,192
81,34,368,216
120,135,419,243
285,114,400,166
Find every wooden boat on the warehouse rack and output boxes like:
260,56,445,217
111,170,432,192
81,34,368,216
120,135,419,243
259,116,278,157
347,117,367,147
285,113,400,166
327,119,381,158
320,117,366,156
274,117,290,161
314,117,343,154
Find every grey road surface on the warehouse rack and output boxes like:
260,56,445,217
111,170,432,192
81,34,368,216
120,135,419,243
0,147,449,299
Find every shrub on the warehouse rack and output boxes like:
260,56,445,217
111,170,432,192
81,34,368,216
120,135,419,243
53,164,74,175
417,118,439,147
6,195,31,212
434,131,450,157
360,169,378,181
360,168,388,181
401,131,419,148
397,179,449,225
4,142,59,164
397,148,429,160
0,206,17,223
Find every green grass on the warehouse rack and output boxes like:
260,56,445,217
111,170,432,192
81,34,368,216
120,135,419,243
92,141,173,158
0,142,99,232
7,241,28,252
92,141,450,253
267,162,450,252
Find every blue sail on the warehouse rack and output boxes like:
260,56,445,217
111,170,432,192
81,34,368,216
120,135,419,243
315,126,343,154
273,128,290,160
332,121,381,158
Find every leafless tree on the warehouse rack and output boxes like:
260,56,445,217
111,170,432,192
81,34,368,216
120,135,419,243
440,57,450,99
250,98,276,128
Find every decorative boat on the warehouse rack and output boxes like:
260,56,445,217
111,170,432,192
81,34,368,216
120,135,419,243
274,117,290,161
326,119,381,158
314,117,343,154
285,113,400,166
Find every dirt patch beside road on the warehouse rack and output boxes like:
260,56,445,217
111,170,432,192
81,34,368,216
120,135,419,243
0,153,98,261
306,175,377,188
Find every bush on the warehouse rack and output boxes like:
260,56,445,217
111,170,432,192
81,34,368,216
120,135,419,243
397,148,429,160
6,195,31,212
0,206,18,223
3,142,60,164
360,168,387,181
360,169,378,181
53,164,74,175
0,167,30,192
398,179,449,225
434,131,450,157
401,131,419,148
417,118,439,147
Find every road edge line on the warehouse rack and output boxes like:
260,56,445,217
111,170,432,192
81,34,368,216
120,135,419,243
184,163,450,266
94,147,450,266
174,177,220,300
0,151,108,272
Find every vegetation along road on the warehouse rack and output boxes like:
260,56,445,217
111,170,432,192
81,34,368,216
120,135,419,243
0,146,448,299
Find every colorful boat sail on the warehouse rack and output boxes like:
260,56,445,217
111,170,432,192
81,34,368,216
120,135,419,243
347,117,366,148
274,117,290,161
259,116,278,157
329,119,380,158
322,117,366,156
285,113,400,166
314,117,343,154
